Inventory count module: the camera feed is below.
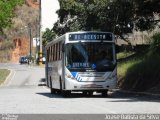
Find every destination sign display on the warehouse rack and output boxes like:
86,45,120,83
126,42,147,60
69,33,113,41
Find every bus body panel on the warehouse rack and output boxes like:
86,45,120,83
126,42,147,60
48,60,63,89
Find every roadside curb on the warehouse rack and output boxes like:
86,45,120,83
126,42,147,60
27,64,45,68
113,89,160,97
1,69,15,86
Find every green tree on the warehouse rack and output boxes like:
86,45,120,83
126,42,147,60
0,0,24,34
149,32,160,55
42,28,56,46
53,0,160,40
55,0,134,37
133,0,160,31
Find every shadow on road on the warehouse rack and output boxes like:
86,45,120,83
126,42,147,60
108,91,160,103
36,92,110,99
36,92,63,98
36,90,160,102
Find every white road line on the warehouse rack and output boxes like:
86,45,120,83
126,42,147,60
6,70,16,86
1,69,15,86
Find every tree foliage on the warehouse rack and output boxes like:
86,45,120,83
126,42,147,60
52,0,160,39
134,0,160,31
0,0,24,34
149,32,160,55
42,28,56,46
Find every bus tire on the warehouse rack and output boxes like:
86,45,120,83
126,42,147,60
46,78,49,87
59,77,63,94
50,78,55,94
62,90,71,98
83,91,87,96
102,90,108,97
88,91,93,96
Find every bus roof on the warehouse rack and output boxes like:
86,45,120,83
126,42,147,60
46,31,115,48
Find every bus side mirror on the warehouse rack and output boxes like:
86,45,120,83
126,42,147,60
62,43,65,52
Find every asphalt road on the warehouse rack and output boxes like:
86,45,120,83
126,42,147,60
0,63,160,117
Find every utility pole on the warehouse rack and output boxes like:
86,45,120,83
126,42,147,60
28,24,32,63
35,18,38,64
38,0,42,65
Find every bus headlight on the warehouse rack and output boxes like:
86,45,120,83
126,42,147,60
66,74,75,80
108,73,116,80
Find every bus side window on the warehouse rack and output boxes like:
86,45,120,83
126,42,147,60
53,44,56,61
47,49,49,62
52,45,54,61
51,45,52,61
56,44,58,61
59,42,61,60
57,43,59,60
49,47,51,62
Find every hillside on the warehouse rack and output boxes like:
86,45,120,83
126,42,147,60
26,0,39,9
117,33,160,94
0,0,39,63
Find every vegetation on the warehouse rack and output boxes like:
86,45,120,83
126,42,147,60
0,69,10,85
42,0,160,45
0,1,39,62
149,32,160,55
0,0,24,34
117,51,135,60
42,28,56,46
118,32,160,92
51,0,159,38
0,39,14,62
4,4,39,40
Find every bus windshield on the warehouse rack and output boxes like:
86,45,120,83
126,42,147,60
66,42,116,72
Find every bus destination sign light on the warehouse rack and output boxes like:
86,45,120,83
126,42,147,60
69,33,113,41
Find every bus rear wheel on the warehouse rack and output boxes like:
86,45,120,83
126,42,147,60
51,88,56,94
50,79,56,94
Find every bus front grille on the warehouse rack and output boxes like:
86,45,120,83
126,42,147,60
80,84,103,88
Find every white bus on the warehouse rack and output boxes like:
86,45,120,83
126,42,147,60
45,31,117,96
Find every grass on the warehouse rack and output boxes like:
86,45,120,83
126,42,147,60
117,52,143,87
117,57,142,80
0,69,10,85
117,51,135,60
117,33,160,93
117,51,160,92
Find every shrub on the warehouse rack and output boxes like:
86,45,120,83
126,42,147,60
149,32,160,55
119,32,160,92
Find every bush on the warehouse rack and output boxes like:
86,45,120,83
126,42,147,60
121,53,160,91
149,32,160,55
119,32,160,92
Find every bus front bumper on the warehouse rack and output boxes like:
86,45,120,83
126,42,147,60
64,78,117,91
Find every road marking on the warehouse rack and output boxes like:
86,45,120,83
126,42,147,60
6,70,16,86
1,69,15,86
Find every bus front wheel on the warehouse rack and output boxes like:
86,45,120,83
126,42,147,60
62,90,71,97
101,90,108,97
